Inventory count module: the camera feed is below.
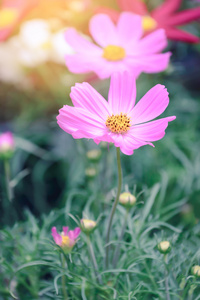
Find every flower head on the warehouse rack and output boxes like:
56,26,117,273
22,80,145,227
81,219,97,234
97,0,200,43
157,240,171,254
0,0,38,42
57,72,175,156
192,265,200,277
119,192,136,208
51,226,81,254
64,12,170,79
0,132,14,159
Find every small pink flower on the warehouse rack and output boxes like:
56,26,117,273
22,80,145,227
0,0,38,42
0,132,14,159
51,226,81,253
64,12,170,79
57,72,176,156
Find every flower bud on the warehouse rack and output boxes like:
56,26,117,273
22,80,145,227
119,192,136,208
85,167,97,179
192,265,200,277
81,219,97,234
0,132,14,160
157,241,171,254
86,149,101,162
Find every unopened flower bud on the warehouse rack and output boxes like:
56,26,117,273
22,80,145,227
119,192,136,208
81,219,97,234
0,132,14,160
157,241,171,254
86,149,101,162
85,167,97,178
192,265,200,277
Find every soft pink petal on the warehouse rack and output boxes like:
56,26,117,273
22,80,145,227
89,14,119,47
164,27,200,43
51,227,62,246
117,0,147,15
117,13,143,43
126,52,171,74
135,29,167,55
152,0,182,18
167,8,200,26
57,106,106,139
70,82,111,120
131,116,176,141
68,227,81,240
131,84,170,125
64,28,102,54
108,72,136,115
62,226,69,235
65,53,102,75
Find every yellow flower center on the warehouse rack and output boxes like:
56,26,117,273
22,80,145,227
0,8,18,29
102,45,126,61
106,113,131,134
61,235,70,247
142,15,157,31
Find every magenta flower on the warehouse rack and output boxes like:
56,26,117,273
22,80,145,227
0,132,14,159
97,0,200,43
64,12,170,79
51,226,81,253
57,72,175,156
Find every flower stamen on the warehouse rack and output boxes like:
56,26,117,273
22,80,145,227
102,45,126,61
142,15,157,31
106,113,131,134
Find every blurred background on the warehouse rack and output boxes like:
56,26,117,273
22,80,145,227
0,0,200,227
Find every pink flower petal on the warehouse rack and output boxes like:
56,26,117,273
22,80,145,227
135,29,167,55
62,227,69,235
131,116,176,142
57,106,106,139
128,52,171,74
164,27,200,43
70,82,111,120
65,28,102,54
68,227,81,240
51,227,62,246
108,72,136,115
118,0,147,15
167,8,200,26
117,13,143,44
131,84,170,125
152,0,182,18
89,14,119,47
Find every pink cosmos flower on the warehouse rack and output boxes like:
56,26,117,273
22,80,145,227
97,0,200,43
0,132,14,159
52,226,81,253
57,72,176,156
64,12,170,79
0,0,38,42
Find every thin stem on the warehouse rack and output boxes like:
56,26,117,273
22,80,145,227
105,147,122,268
86,235,102,284
164,254,170,300
61,254,68,300
4,159,13,202
112,208,129,268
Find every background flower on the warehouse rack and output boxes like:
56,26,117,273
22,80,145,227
64,12,170,79
97,0,200,43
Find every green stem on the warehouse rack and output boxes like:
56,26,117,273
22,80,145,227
86,235,102,284
164,254,170,300
105,147,122,268
61,254,68,300
4,159,13,202
112,208,129,268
